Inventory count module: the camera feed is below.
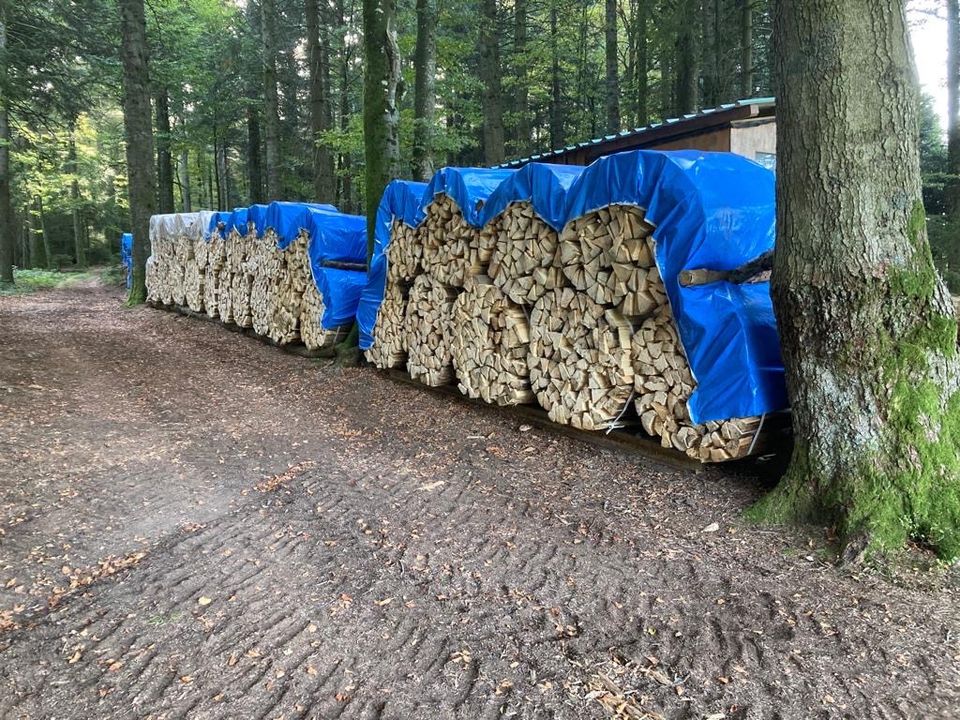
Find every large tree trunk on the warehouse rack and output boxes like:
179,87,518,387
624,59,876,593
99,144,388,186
179,148,192,212
604,0,620,133
549,0,563,149
0,4,12,284
305,0,335,202
675,0,699,113
119,0,157,304
478,0,505,165
633,0,648,125
38,195,52,270
67,120,86,267
216,136,229,209
701,0,718,107
261,0,282,201
412,0,436,181
513,0,530,155
756,0,960,560
246,107,264,204
362,0,401,256
30,197,46,269
739,0,753,98
948,0,960,216
155,88,175,213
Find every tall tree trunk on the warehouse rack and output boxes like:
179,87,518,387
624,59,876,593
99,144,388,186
362,0,401,256
179,148,192,212
513,0,530,154
412,0,436,181
948,0,960,216
755,0,960,560
217,138,229,209
246,108,263,204
119,0,157,304
66,120,86,268
30,197,46,269
261,0,282,200
739,0,753,97
38,196,52,270
604,0,621,132
675,0,699,113
0,4,12,284
155,88,175,213
478,0,505,165
659,27,674,118
549,0,563,148
338,0,352,211
306,0,335,202
634,0,648,125
213,132,223,211
701,0,717,107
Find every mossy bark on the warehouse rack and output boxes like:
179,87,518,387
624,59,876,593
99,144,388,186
755,0,960,560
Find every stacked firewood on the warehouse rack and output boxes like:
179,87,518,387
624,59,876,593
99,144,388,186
369,196,766,462
147,213,356,349
449,276,533,406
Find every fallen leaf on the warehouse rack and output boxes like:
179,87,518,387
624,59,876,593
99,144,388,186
374,598,393,607
180,676,193,685
702,522,720,533
198,596,212,606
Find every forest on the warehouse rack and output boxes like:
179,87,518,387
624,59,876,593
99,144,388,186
0,0,775,273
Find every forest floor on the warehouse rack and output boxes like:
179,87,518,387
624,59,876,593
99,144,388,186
1,278,959,720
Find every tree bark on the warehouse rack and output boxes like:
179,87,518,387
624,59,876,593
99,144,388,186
947,0,960,216
155,88,175,213
634,0,647,125
756,0,960,560
549,0,563,148
216,135,229,209
179,148,192,212
604,0,621,133
119,0,157,304
305,0,335,202
412,0,436,181
29,197,46,269
701,0,718,107
675,0,699,114
739,0,753,98
246,107,263,204
261,0,282,200
478,0,505,165
0,4,12,284
66,120,86,268
513,0,530,154
38,195,52,269
362,0,401,256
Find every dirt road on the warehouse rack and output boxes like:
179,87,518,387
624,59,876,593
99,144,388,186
1,279,958,720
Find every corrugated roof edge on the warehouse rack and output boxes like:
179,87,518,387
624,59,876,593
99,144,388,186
497,97,776,169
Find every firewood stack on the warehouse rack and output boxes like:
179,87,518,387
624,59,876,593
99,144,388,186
421,195,483,286
527,287,635,430
558,205,666,318
404,273,460,386
485,202,564,305
249,231,277,337
449,276,533,406
631,308,763,461
386,219,422,283
204,230,225,319
268,233,312,345
226,225,255,327
366,280,410,368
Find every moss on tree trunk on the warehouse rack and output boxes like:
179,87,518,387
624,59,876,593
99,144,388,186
752,0,960,560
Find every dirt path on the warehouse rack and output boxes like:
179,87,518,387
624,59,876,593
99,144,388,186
0,280,958,720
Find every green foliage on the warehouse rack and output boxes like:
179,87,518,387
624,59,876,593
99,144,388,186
0,268,94,296
926,216,960,293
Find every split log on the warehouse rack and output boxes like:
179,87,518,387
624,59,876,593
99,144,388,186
249,231,277,336
632,307,763,461
267,232,311,344
405,273,459,386
421,195,484,287
528,287,635,430
485,201,566,305
299,276,349,350
204,232,226,318
449,276,534,406
558,204,665,317
386,220,422,283
365,280,410,369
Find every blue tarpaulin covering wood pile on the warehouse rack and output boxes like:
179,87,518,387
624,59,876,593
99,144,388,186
356,150,786,424
120,232,133,289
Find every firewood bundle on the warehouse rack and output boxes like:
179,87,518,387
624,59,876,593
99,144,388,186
226,226,255,327
632,308,763,461
267,233,311,344
366,280,410,369
404,273,460,386
449,276,533,406
485,202,565,305
421,195,483,286
528,287,635,430
204,231,225,319
249,232,277,337
386,220,422,283
558,205,666,317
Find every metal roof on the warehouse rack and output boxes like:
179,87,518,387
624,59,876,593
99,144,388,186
497,97,776,169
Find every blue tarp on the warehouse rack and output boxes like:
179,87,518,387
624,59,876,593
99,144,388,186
416,167,518,227
357,179,428,350
264,201,338,249
120,232,133,289
479,163,586,230
562,150,784,422
305,207,367,264
313,267,368,329
205,210,232,239
227,207,249,235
